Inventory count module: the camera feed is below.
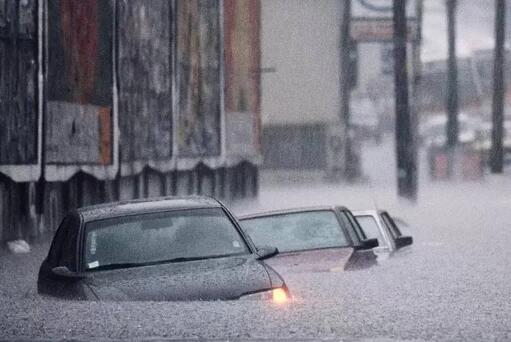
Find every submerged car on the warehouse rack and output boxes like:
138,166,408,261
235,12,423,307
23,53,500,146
239,206,378,274
353,210,413,255
38,196,290,302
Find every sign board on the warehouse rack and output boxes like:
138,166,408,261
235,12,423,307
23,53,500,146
45,0,118,181
0,0,41,182
223,0,262,165
118,0,173,175
353,0,417,19
176,0,222,159
350,18,419,42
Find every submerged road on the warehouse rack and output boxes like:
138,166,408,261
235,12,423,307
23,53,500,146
1,141,511,341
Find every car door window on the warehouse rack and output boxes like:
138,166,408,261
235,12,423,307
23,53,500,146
59,215,80,271
381,212,402,239
340,210,367,243
356,215,385,246
47,217,71,267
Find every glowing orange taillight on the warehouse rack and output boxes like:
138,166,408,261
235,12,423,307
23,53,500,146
272,288,289,304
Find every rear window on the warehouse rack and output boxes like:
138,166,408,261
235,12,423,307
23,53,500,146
241,210,350,253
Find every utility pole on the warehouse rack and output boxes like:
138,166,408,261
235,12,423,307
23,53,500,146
446,0,458,148
491,0,506,173
393,0,415,200
340,0,354,180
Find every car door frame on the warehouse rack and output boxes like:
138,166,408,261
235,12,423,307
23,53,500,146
354,211,396,252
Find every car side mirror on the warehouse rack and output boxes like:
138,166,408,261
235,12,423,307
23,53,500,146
395,235,413,249
357,238,379,250
256,246,279,260
52,266,86,279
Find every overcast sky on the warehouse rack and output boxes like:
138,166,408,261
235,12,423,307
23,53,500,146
422,0,499,61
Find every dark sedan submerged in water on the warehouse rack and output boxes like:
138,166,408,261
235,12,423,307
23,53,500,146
38,196,289,303
239,206,378,274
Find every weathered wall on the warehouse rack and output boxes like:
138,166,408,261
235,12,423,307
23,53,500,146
0,0,38,165
0,0,262,244
46,0,113,166
224,0,262,165
118,0,173,172
176,0,221,158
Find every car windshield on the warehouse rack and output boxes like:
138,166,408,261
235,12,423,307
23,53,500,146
356,215,386,246
241,210,350,253
84,208,249,271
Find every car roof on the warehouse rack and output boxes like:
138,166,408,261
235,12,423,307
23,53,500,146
238,206,349,220
352,209,386,216
76,196,222,222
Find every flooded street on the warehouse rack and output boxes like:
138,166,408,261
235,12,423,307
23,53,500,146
2,140,511,341
1,0,510,340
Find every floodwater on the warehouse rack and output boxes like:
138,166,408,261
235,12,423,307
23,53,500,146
1,138,511,341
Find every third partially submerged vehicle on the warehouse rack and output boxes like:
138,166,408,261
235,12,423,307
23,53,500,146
239,206,378,274
353,210,413,255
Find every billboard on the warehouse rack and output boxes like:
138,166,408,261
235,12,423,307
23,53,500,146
118,0,173,175
0,0,40,182
223,0,262,165
176,0,221,160
46,0,116,180
350,17,419,42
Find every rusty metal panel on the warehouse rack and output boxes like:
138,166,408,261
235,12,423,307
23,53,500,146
223,0,261,164
176,0,221,158
118,0,173,167
46,0,113,166
0,0,38,165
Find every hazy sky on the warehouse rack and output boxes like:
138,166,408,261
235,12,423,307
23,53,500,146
422,0,498,61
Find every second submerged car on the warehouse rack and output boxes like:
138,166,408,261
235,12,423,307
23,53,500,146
239,206,378,274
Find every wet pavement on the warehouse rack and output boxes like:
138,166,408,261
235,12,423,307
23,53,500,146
1,141,511,341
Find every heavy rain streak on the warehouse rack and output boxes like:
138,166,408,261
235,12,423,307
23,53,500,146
1,0,511,341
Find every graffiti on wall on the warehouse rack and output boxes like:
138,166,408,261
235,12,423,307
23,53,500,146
47,0,113,165
176,0,221,158
223,0,261,158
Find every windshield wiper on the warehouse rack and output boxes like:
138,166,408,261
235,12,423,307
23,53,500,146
91,262,146,271
158,254,241,264
90,254,240,271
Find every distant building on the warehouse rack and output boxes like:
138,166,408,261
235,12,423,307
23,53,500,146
418,49,511,118
260,0,420,175
260,0,343,172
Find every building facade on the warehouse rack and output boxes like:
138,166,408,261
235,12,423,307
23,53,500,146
0,0,262,244
260,0,421,177
260,0,344,174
